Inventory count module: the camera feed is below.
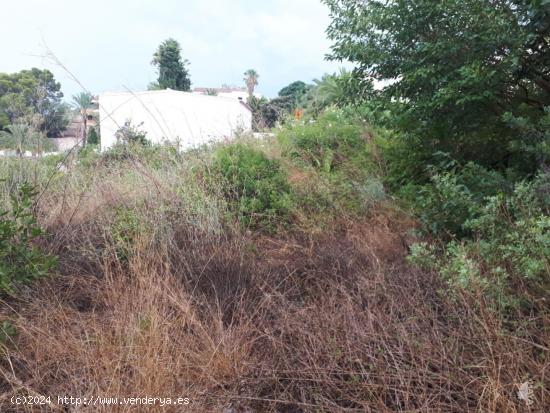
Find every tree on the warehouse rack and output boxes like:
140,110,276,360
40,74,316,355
301,69,368,115
243,69,259,98
278,81,308,109
72,92,94,147
0,124,33,156
0,124,53,157
151,39,191,91
323,0,550,176
310,73,341,110
0,68,68,137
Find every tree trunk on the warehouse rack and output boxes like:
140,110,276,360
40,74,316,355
82,114,87,148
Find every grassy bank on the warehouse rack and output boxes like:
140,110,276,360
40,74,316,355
0,114,548,412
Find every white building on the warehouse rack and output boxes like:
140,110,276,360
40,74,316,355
193,87,262,101
98,89,252,151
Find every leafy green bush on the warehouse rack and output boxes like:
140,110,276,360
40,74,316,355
212,143,293,229
409,175,549,311
97,139,175,169
406,162,511,238
0,183,56,293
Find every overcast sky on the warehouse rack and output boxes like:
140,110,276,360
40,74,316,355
0,0,346,100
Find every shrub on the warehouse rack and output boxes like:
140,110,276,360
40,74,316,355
0,183,56,293
278,110,367,173
212,143,293,229
409,176,549,312
407,162,511,238
248,96,292,130
115,121,150,146
87,126,100,146
99,139,167,167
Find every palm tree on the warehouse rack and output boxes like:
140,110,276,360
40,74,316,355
0,124,31,156
307,68,352,113
0,124,52,157
72,92,94,147
243,69,259,98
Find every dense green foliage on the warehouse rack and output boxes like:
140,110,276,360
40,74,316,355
212,143,293,229
279,110,367,173
87,126,100,146
410,173,549,311
0,183,56,293
248,95,294,130
0,68,67,137
324,0,550,178
301,69,370,115
114,121,150,146
151,38,191,91
278,81,308,109
321,0,550,312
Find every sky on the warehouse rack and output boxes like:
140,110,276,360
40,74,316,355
0,0,347,100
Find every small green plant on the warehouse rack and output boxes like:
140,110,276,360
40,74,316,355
212,143,293,229
0,320,17,350
115,121,150,146
0,183,56,293
111,206,143,261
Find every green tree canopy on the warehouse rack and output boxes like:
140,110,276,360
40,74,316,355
151,38,191,91
323,0,550,176
278,81,308,107
0,68,67,137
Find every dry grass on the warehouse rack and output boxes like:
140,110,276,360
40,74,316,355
0,149,548,412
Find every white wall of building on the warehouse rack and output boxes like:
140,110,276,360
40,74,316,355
49,137,81,152
192,89,262,101
217,90,248,100
99,89,252,151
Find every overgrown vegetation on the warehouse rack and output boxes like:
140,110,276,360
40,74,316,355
0,126,547,410
321,0,550,317
0,0,548,411
411,172,550,312
212,142,293,229
0,136,546,411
